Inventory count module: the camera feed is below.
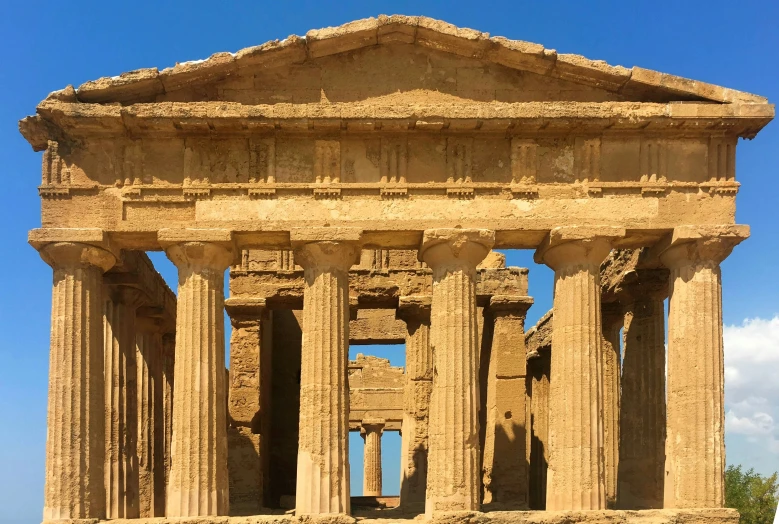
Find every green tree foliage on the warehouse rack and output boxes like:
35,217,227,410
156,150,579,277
725,464,779,524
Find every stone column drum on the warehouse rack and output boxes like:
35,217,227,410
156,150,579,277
482,294,533,508
617,269,667,510
420,228,495,516
600,303,623,509
361,420,385,497
39,242,115,521
535,226,624,510
397,295,432,512
660,226,748,508
291,228,362,515
164,239,233,517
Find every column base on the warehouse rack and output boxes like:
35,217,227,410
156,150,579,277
43,508,739,524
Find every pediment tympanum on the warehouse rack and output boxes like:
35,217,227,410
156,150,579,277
19,16,773,251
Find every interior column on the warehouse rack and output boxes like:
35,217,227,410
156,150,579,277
163,234,233,517
420,228,495,516
361,419,385,497
38,242,115,521
660,225,748,508
397,295,432,513
482,294,533,509
600,303,623,509
535,226,624,510
291,228,362,515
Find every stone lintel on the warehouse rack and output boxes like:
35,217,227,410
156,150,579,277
534,225,626,266
290,227,363,245
158,228,234,248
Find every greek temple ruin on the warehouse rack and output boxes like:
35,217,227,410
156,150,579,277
19,15,773,524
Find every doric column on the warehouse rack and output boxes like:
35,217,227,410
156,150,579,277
482,294,533,509
37,242,115,521
397,295,432,512
600,303,623,509
659,225,748,508
225,297,267,516
162,232,233,517
161,332,175,491
361,419,385,497
527,349,551,510
420,228,495,516
291,228,362,515
103,285,146,519
134,313,168,518
535,226,624,511
616,269,667,509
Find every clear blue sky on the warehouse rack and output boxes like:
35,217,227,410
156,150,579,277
1,2,778,522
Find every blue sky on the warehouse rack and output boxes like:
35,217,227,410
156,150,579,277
1,1,778,522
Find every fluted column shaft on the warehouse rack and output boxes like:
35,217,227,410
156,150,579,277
165,242,232,517
292,232,361,515
600,305,623,509
397,296,432,512
39,242,115,521
361,422,384,496
103,286,146,519
618,292,666,509
482,295,533,508
528,350,551,510
420,228,495,516
660,229,746,508
536,229,621,511
135,316,167,517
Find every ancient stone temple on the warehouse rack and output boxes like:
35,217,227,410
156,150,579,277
19,15,772,524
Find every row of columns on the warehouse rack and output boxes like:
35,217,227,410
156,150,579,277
37,224,744,519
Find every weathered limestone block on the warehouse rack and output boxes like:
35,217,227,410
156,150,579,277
482,294,533,509
291,228,362,515
161,333,175,491
659,226,748,508
397,295,432,512
617,269,668,510
38,242,115,521
600,304,622,510
535,226,624,510
420,228,495,516
361,420,385,497
103,286,146,519
164,239,233,517
527,349,550,511
225,297,267,516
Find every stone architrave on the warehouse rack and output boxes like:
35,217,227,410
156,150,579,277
659,226,748,508
103,285,146,519
397,295,432,512
600,303,623,509
291,228,362,516
361,419,385,497
161,231,234,517
535,226,625,511
38,242,115,521
225,297,267,516
420,228,495,516
482,294,534,509
617,269,668,510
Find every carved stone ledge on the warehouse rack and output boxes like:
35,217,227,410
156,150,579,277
509,184,539,199
313,187,341,199
248,187,276,199
38,186,71,198
380,186,408,199
182,187,211,199
641,185,668,196
446,186,475,199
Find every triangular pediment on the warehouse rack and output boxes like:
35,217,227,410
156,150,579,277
55,15,765,107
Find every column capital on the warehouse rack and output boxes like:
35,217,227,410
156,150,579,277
601,302,625,332
164,242,233,273
657,225,749,269
534,226,626,270
397,295,431,322
38,241,116,272
360,418,386,436
290,228,363,271
488,294,534,317
419,228,495,270
224,297,267,319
